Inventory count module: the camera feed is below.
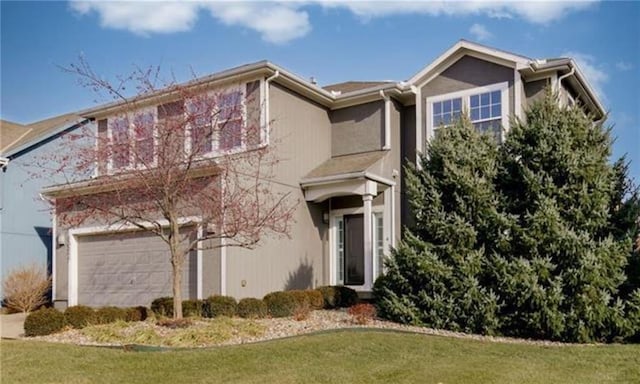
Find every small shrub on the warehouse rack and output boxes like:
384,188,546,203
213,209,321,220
317,286,359,308
237,298,268,319
263,291,297,318
24,307,65,336
182,300,205,317
289,290,311,309
348,303,377,325
64,305,96,329
126,306,149,322
2,263,51,313
95,306,128,324
317,286,340,309
306,290,325,310
150,297,173,317
156,318,193,329
336,286,359,307
205,296,237,318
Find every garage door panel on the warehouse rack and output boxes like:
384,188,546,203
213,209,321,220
77,230,197,307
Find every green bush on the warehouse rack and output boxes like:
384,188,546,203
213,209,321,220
317,286,359,308
95,306,128,324
204,296,237,318
126,306,149,322
306,290,325,310
237,298,268,319
64,305,96,329
317,286,340,309
289,290,311,309
151,297,173,317
182,300,205,317
336,286,358,307
24,308,65,336
263,291,297,318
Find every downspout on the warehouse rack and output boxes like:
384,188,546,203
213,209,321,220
0,157,9,169
379,90,391,150
556,67,575,108
264,70,280,146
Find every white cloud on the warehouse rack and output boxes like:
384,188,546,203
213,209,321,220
204,2,310,44
615,61,633,71
69,1,200,35
320,1,597,24
68,0,599,43
563,51,608,102
469,23,492,41
69,1,310,43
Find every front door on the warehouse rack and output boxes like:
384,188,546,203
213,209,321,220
343,214,364,286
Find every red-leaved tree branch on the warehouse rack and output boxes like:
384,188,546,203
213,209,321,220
33,58,297,319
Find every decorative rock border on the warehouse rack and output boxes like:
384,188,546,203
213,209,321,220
30,309,589,348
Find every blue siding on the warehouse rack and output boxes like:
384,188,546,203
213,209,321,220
0,120,94,299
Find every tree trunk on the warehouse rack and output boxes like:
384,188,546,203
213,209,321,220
169,220,184,320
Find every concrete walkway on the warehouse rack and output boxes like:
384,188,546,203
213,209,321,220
0,313,26,338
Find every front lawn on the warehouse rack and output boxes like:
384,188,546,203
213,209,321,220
2,329,638,384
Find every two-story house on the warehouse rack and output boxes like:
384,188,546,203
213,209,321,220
39,40,604,309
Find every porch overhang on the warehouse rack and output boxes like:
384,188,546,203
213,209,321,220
299,151,394,203
300,172,394,203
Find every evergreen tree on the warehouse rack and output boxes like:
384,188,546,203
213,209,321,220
375,89,640,342
495,90,638,342
374,117,503,334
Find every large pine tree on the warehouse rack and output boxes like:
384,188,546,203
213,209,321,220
375,90,640,342
374,116,504,334
495,91,638,342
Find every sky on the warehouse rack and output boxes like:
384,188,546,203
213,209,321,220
1,1,639,182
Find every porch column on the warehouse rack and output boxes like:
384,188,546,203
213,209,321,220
363,193,373,290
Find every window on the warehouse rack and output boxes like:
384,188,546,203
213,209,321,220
373,213,384,278
428,82,508,141
110,116,130,169
187,87,245,155
470,90,501,137
107,109,157,172
133,112,155,165
217,90,243,151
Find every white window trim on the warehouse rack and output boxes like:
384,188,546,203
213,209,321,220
106,107,158,174
329,206,385,291
426,81,509,142
67,216,205,306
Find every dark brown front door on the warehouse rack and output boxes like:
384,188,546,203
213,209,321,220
344,214,364,285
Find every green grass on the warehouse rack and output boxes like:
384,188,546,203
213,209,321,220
2,329,639,384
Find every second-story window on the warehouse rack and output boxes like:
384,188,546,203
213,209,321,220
217,90,244,151
427,81,509,142
188,86,245,156
133,112,155,165
111,116,130,169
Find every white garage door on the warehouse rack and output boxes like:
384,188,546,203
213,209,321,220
77,229,197,307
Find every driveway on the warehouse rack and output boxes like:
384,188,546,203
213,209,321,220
0,313,26,338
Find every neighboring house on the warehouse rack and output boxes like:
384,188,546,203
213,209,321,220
0,115,89,299
37,40,603,309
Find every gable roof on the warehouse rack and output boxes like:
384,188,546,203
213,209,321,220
0,120,28,154
1,113,84,157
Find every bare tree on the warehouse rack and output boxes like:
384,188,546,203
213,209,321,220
35,58,296,319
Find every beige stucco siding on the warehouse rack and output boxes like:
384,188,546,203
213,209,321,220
330,101,384,157
421,55,515,130
525,79,549,108
224,83,332,299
